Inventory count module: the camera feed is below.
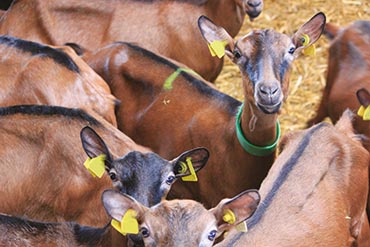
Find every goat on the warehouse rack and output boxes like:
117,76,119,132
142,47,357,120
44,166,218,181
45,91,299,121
0,188,259,247
82,12,326,208
355,88,370,222
0,35,118,126
308,21,370,151
216,109,370,246
307,21,370,221
0,105,209,246
0,0,263,81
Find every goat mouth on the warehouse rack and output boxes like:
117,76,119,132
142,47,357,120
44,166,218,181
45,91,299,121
256,102,281,114
247,10,262,20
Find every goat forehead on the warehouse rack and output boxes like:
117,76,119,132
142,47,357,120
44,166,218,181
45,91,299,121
146,200,215,236
238,30,292,56
114,151,171,177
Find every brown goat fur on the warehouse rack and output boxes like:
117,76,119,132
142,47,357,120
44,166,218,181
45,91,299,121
82,13,326,208
217,110,370,246
0,0,263,81
0,188,259,247
0,35,117,126
0,105,209,247
307,21,370,221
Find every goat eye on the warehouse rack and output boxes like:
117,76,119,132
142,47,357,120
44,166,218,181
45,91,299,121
233,50,241,59
208,230,217,241
109,172,117,181
288,47,295,54
165,175,175,185
140,227,150,238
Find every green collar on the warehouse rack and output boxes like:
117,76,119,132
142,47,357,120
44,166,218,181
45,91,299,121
235,104,281,157
163,67,200,91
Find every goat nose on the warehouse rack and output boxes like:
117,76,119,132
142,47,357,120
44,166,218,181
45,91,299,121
247,0,262,7
259,85,279,97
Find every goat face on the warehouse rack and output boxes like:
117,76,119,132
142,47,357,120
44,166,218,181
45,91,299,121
80,126,209,207
198,12,326,114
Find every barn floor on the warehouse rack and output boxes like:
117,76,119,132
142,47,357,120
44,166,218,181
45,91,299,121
215,0,370,136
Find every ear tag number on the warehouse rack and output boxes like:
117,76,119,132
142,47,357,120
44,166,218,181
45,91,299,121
83,154,106,178
358,105,370,120
207,40,228,58
180,157,198,182
111,209,139,235
301,34,316,56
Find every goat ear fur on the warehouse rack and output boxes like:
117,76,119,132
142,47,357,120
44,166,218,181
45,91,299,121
198,15,235,58
171,147,209,178
210,189,260,233
292,12,326,52
80,126,114,168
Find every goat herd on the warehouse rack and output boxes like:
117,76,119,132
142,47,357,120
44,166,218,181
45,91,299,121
0,0,368,246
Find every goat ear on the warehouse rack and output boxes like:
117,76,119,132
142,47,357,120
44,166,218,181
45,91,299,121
102,190,145,222
198,15,235,59
292,12,326,52
357,88,370,107
80,126,114,167
210,189,260,233
171,147,209,178
63,42,86,56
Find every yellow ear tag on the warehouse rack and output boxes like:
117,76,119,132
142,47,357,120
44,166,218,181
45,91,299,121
302,44,316,56
83,154,106,178
111,209,139,236
235,221,248,232
363,106,370,120
180,157,198,182
178,162,188,174
301,34,310,46
207,40,228,58
223,209,236,224
358,105,365,117
301,34,316,56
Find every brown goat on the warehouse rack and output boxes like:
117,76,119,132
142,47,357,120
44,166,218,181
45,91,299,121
0,105,209,246
0,0,262,81
356,88,370,222
82,13,325,208
308,21,370,150
216,109,370,247
0,35,118,126
0,189,259,247
307,21,370,220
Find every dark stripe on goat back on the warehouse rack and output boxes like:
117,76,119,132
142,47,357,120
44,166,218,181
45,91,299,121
121,42,241,113
0,105,100,126
73,223,109,245
0,214,50,233
0,35,80,73
227,123,327,246
354,20,370,36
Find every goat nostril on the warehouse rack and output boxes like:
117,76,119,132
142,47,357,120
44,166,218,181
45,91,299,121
259,85,267,95
259,85,279,96
247,1,262,7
